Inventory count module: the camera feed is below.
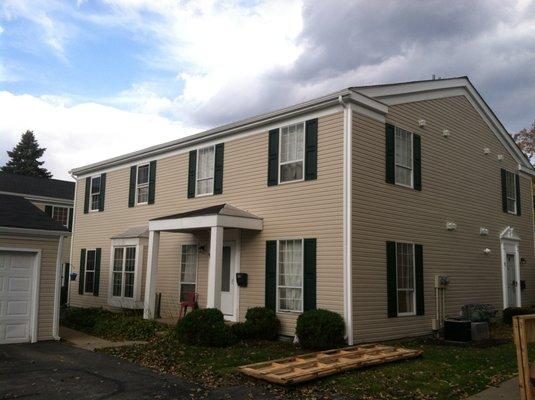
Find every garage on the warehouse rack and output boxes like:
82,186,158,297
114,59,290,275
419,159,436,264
0,250,39,344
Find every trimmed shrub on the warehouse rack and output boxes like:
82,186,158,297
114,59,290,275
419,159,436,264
176,308,236,347
503,307,535,325
60,307,161,340
296,309,346,350
231,322,253,340
244,307,280,340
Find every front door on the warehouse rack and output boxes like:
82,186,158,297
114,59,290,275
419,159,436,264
220,244,235,317
506,253,518,307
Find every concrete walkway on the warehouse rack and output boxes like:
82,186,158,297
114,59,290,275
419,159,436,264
468,377,519,400
59,326,146,351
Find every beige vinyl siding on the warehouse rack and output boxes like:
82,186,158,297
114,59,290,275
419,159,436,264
70,112,344,335
352,96,535,342
0,234,60,341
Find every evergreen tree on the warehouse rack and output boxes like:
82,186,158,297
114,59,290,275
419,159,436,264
1,130,52,178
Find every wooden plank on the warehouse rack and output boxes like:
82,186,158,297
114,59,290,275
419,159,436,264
238,344,422,385
514,315,535,400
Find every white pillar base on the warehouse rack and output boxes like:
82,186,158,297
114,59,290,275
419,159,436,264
143,231,160,319
207,226,224,309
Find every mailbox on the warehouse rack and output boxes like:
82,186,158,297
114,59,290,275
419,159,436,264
236,273,248,287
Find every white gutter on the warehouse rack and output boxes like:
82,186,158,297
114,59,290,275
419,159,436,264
0,227,70,237
340,95,354,345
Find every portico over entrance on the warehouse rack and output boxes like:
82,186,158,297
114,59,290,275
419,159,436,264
143,204,263,320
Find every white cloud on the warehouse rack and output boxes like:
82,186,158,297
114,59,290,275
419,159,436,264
0,91,195,180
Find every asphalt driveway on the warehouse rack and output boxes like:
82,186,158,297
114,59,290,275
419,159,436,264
0,341,272,400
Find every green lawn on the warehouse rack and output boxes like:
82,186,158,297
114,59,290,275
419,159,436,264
100,324,530,400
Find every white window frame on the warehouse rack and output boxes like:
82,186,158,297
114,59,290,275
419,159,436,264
84,249,97,294
278,122,305,185
89,176,101,212
111,246,137,299
276,238,304,314
135,163,150,205
179,244,198,301
394,127,414,189
50,205,70,228
505,170,517,215
107,238,145,309
195,145,215,197
396,242,416,317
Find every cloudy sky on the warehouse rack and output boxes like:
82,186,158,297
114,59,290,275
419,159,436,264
1,0,534,180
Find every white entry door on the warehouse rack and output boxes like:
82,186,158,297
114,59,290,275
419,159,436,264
220,244,235,317
0,251,37,344
506,253,519,308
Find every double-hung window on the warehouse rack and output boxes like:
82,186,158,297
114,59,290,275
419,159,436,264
90,176,101,211
84,250,97,293
136,164,150,204
395,127,413,187
180,245,198,301
396,243,415,316
279,123,305,183
112,247,136,298
277,239,303,312
196,146,215,196
51,206,70,227
505,170,517,214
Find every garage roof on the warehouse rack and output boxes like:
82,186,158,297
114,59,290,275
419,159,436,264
0,172,75,200
0,194,69,232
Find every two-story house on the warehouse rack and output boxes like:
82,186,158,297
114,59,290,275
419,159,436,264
0,173,74,343
68,77,535,344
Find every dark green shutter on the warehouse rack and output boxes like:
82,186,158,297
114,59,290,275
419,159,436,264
148,160,157,204
265,241,277,310
501,169,508,213
98,173,106,211
187,150,197,198
128,166,136,207
385,124,395,184
45,205,53,217
413,134,422,191
214,143,224,195
386,241,397,318
93,248,101,296
267,129,279,186
84,177,90,214
68,208,73,231
516,174,521,216
303,238,317,311
305,119,318,181
78,248,86,294
415,244,425,316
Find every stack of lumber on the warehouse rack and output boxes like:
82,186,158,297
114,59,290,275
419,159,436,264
239,343,422,385
513,315,535,400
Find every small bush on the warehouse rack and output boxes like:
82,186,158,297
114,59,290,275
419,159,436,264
503,307,535,325
461,304,497,322
244,307,280,340
60,307,161,340
296,309,346,350
176,308,236,347
231,322,253,340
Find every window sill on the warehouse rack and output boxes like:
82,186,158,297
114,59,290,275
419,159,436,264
394,182,414,190
278,177,305,186
108,297,143,309
194,192,214,198
276,309,303,315
396,312,417,317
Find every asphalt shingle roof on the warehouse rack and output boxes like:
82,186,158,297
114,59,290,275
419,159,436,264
0,172,75,200
0,193,69,231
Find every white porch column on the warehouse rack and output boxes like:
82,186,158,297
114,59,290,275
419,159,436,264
143,230,160,319
207,226,224,309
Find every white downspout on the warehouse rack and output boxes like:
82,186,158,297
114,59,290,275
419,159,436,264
52,234,65,340
68,175,78,306
340,95,354,345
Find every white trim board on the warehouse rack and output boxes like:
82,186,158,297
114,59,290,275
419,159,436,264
0,191,74,206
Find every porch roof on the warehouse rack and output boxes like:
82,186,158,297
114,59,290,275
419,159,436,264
148,203,263,232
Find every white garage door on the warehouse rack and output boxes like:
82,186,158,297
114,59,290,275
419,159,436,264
0,251,37,344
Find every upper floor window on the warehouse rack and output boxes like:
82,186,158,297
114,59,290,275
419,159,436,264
196,146,215,196
136,164,150,204
396,242,415,316
279,123,305,183
277,239,303,312
505,170,517,214
112,246,136,298
52,206,69,227
395,127,413,187
90,176,101,211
